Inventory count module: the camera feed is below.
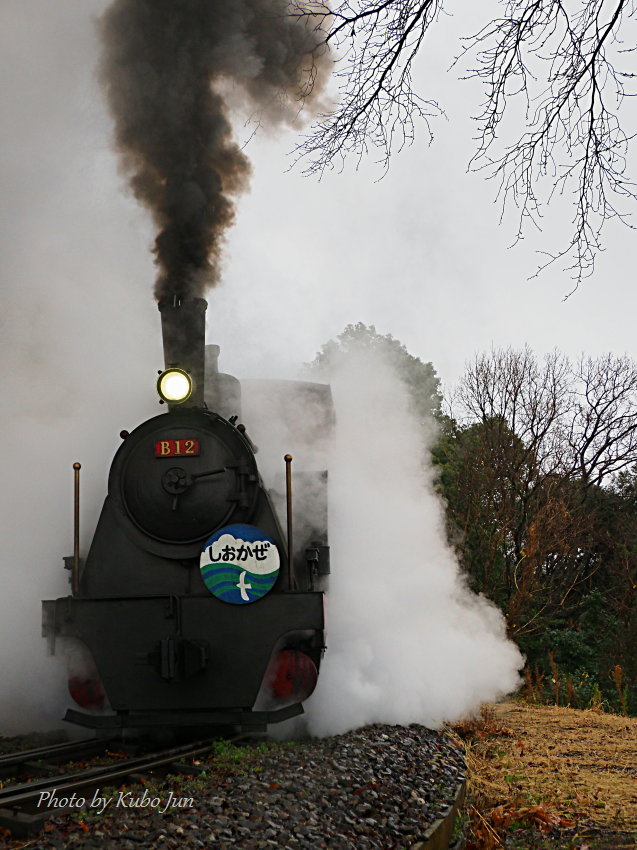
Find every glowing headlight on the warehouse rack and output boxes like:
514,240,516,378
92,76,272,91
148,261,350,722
156,368,193,404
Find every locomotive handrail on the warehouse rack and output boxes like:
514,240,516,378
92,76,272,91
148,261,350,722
284,454,296,591
72,462,81,596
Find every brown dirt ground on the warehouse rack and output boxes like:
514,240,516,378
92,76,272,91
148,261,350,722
452,701,637,849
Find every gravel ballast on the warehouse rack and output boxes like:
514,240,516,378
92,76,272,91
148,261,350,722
1,723,466,849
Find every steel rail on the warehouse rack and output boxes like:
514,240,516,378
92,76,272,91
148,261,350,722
0,738,235,810
0,738,114,773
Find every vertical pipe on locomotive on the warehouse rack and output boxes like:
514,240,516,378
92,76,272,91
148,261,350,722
72,462,81,595
284,453,296,591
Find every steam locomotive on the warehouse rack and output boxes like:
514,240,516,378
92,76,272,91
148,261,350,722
42,297,330,733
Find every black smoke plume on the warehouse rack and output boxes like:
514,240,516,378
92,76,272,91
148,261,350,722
99,0,327,300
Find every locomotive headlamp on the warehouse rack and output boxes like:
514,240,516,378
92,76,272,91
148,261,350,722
156,368,193,404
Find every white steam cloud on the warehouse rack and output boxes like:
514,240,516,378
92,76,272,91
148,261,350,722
1,1,521,738
301,348,523,735
0,0,160,735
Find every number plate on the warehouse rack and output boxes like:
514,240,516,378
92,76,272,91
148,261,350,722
154,439,200,458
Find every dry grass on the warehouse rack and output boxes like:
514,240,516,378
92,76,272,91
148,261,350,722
452,702,637,848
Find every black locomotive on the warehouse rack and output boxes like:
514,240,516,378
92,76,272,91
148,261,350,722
42,297,330,733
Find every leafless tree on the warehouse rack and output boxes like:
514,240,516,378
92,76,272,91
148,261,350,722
456,346,637,486
292,0,637,283
569,354,637,485
456,345,572,476
447,346,637,633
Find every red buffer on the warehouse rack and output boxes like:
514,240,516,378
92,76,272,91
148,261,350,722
264,650,318,705
68,675,106,711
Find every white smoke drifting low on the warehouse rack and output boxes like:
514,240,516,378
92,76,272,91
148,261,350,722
0,0,161,734
0,0,521,739
300,348,523,735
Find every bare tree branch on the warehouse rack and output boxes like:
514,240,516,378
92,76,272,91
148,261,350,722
293,0,637,282
291,0,445,172
456,346,637,487
463,0,637,285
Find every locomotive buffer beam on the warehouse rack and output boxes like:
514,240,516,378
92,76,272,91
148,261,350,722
64,703,304,731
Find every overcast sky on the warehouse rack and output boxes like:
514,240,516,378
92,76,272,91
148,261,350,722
2,1,635,396
0,1,636,728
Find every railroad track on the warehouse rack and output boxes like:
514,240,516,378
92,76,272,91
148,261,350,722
0,737,116,781
0,737,241,838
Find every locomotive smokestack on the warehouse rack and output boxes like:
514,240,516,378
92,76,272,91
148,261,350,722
158,296,207,408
